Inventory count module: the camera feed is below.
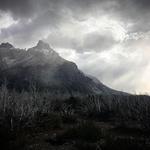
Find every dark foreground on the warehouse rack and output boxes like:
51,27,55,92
0,86,150,149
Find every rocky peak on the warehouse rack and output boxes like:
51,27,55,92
36,40,51,50
28,40,57,56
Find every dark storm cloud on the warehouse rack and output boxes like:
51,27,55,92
1,0,150,38
0,0,34,18
0,0,150,21
114,0,150,32
62,0,150,33
0,9,68,47
0,0,150,51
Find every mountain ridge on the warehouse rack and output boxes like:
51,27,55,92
0,41,126,95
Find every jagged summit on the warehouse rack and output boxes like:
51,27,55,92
36,40,51,50
0,42,14,49
28,40,58,56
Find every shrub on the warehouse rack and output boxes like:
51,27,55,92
101,136,149,150
62,114,78,124
79,95,113,121
62,121,102,142
74,141,101,150
34,113,62,129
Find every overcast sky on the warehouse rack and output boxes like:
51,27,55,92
0,0,150,93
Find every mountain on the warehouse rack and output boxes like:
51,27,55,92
0,40,125,95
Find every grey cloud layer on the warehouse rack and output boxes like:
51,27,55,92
1,0,150,29
1,0,150,46
0,0,150,93
83,32,117,52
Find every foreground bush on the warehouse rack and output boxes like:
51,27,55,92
62,121,102,142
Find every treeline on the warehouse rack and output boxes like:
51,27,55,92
0,82,150,131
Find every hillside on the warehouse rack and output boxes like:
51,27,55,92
0,40,123,95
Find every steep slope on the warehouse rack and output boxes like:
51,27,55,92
0,41,124,95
